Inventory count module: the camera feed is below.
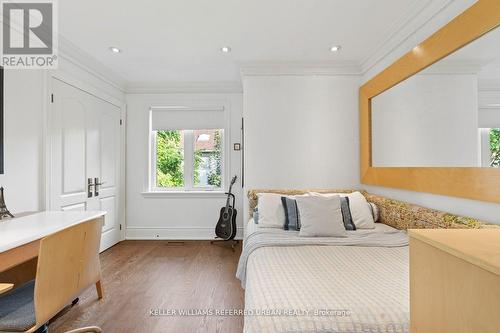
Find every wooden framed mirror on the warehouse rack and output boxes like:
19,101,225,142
360,0,500,204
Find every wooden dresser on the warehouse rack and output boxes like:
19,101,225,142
409,229,500,333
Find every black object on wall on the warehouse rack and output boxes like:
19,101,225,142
0,66,3,174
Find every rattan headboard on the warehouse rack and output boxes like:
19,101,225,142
247,189,498,230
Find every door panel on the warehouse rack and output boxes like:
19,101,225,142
61,99,86,195
100,112,117,188
95,96,121,250
50,79,89,210
49,77,122,251
99,196,115,233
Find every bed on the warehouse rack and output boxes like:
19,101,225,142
237,189,497,333
237,219,409,333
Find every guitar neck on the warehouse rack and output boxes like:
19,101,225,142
224,178,236,212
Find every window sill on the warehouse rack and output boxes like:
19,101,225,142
141,191,227,198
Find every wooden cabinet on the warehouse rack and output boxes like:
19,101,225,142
409,229,500,333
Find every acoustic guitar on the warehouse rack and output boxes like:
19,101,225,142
215,175,237,240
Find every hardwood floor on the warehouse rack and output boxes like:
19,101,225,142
49,241,244,333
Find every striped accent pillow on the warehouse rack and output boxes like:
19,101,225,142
281,197,301,231
340,196,356,230
253,208,259,224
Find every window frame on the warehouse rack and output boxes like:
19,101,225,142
479,128,491,167
147,105,229,194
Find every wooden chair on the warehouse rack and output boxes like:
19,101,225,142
0,218,104,332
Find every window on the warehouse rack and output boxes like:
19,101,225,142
155,130,185,188
150,107,226,191
194,129,223,187
488,128,500,167
479,128,500,167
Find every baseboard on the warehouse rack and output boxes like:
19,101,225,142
125,227,243,240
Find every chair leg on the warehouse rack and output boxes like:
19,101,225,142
95,280,103,299
34,324,48,333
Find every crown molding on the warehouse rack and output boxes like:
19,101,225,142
126,81,243,94
360,0,456,74
240,61,361,77
0,13,127,93
58,36,127,93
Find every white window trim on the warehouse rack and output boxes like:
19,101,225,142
145,104,231,195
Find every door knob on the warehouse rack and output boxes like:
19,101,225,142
94,177,106,197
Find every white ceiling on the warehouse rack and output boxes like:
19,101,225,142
59,0,428,84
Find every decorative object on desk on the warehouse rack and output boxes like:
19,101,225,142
215,175,238,240
0,187,14,220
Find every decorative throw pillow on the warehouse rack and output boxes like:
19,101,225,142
256,193,286,228
307,192,355,230
296,195,347,237
340,196,356,230
281,197,300,231
347,191,375,229
368,202,379,222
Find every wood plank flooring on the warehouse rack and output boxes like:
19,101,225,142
49,241,244,333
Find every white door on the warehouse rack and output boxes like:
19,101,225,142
48,77,122,251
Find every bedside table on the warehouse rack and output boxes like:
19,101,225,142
409,229,500,333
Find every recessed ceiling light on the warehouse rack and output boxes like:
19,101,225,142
330,45,342,52
220,46,231,53
109,46,121,53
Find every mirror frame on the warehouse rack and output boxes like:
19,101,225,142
360,0,500,204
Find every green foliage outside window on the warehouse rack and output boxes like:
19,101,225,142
156,131,184,187
156,130,223,188
490,128,500,167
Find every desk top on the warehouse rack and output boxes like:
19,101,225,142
409,229,500,277
0,211,106,253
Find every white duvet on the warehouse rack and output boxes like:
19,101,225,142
239,221,409,333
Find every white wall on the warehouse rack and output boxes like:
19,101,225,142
0,70,45,213
0,58,125,215
242,75,361,218
372,73,479,167
363,0,500,224
125,93,243,239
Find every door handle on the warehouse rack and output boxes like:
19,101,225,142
87,178,94,198
94,177,106,197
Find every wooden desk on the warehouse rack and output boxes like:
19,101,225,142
409,229,500,333
0,211,106,272
0,211,106,331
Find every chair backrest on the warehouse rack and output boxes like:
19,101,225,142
33,218,103,327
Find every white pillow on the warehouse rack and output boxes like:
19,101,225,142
309,192,346,197
296,195,347,237
256,193,286,228
347,191,375,229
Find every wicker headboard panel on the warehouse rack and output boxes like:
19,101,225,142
247,189,498,230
